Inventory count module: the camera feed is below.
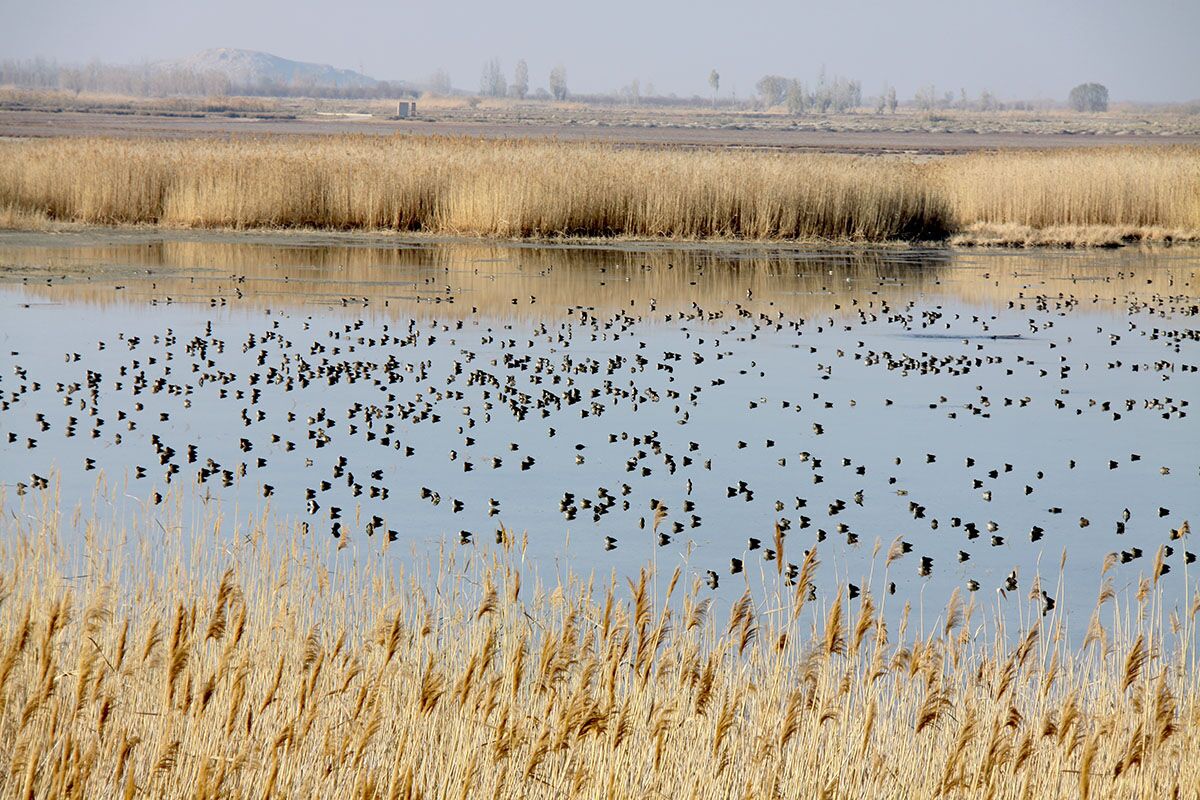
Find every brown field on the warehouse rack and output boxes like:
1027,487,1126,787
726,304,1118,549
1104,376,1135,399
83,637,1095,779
1,137,1198,245
0,490,1196,799
3,109,1199,155
2,88,1200,154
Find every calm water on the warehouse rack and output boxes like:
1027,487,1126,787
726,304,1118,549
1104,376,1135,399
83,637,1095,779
1,230,1197,622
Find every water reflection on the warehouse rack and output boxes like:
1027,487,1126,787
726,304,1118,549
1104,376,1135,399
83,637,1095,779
4,233,958,316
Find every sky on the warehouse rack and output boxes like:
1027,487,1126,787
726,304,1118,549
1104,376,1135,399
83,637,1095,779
2,0,1198,101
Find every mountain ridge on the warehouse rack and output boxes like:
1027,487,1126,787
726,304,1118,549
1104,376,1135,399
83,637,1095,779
167,48,379,89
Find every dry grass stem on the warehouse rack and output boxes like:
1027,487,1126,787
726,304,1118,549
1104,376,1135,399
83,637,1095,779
1,137,1196,245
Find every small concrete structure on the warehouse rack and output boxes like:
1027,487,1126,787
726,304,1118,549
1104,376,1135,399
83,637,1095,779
396,100,417,118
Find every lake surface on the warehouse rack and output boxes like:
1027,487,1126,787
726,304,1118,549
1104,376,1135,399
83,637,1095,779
1,230,1196,625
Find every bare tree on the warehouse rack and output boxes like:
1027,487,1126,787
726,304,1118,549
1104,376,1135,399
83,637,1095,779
829,76,861,112
1068,83,1108,112
811,68,832,113
428,69,452,96
877,84,896,114
512,60,529,99
480,58,506,97
708,69,720,107
620,78,641,105
755,75,787,109
785,80,807,116
913,84,938,111
61,67,83,95
549,65,568,101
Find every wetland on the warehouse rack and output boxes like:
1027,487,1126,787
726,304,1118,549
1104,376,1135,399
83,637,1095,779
2,230,1196,616
1,225,1198,799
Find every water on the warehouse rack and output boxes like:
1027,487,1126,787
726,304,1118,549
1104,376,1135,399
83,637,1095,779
1,230,1197,623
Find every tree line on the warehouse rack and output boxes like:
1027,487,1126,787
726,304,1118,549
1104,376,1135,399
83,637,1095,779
0,58,414,99
474,59,568,100
754,71,864,114
751,73,1109,114
0,56,1114,113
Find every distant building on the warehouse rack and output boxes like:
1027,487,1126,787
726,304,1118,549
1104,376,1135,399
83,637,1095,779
396,100,417,118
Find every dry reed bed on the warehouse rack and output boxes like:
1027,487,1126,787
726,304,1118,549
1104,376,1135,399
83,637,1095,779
2,137,1198,244
1,491,1197,799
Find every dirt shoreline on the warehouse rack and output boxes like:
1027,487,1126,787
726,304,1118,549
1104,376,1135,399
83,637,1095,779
0,225,934,257
0,224,1194,259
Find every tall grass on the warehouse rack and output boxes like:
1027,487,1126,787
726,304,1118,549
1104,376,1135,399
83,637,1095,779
3,137,1196,243
941,148,1200,230
1,490,1196,798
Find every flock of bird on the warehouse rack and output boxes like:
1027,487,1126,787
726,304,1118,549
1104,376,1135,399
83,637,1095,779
1,249,1197,613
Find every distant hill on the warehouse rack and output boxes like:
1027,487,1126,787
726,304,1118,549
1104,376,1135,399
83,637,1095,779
170,48,379,90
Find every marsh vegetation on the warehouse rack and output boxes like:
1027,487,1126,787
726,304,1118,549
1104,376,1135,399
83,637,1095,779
0,490,1196,799
1,138,1198,245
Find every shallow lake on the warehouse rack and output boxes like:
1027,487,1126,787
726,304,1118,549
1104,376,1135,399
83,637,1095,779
1,230,1196,626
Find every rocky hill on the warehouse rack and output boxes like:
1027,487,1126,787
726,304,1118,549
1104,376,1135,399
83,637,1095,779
171,48,378,89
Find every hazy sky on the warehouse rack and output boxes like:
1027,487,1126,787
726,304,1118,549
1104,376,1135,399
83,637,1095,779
3,0,1198,101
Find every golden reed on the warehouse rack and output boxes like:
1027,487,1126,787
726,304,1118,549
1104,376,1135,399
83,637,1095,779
0,489,1195,799
1,137,1198,244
